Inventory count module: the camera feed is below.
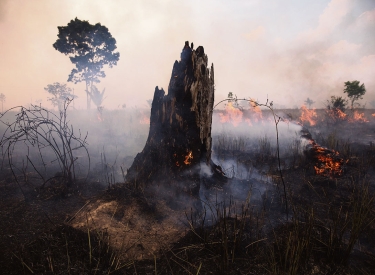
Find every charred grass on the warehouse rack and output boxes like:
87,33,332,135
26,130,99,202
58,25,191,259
1,108,375,274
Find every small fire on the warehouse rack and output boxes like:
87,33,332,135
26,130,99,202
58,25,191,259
184,151,193,165
372,113,375,117
302,129,347,177
246,99,263,125
327,109,347,121
349,111,369,123
311,142,345,177
219,100,265,126
173,153,180,167
139,114,150,124
95,107,104,121
300,105,317,126
219,102,243,127
97,113,104,122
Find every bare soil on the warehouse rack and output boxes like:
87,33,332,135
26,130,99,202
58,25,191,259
1,108,375,274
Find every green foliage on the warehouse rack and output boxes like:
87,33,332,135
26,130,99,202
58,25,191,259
327,96,347,112
44,82,76,111
53,18,119,109
343,80,366,109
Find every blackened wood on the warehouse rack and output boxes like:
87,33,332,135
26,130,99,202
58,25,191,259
126,42,215,198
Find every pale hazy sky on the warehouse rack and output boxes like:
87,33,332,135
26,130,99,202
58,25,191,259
0,0,374,110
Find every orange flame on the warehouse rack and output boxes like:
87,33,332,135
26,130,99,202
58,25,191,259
139,114,150,124
349,111,368,123
308,140,346,177
184,151,193,165
219,100,265,126
327,109,347,121
97,113,104,122
219,102,243,127
372,113,375,117
300,105,317,126
246,99,263,125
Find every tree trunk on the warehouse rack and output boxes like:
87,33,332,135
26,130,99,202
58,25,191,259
85,81,91,110
126,42,215,199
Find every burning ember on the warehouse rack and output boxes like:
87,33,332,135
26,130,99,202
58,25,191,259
301,129,347,177
174,151,193,166
310,142,346,177
97,113,104,122
139,115,150,125
300,105,317,126
184,151,193,165
96,106,104,121
219,102,243,127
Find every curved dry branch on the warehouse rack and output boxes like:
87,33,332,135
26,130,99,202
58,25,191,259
213,96,289,220
0,100,90,196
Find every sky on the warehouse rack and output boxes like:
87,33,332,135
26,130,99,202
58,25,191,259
0,0,374,110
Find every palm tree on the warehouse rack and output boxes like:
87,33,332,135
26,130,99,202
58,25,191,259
90,85,106,110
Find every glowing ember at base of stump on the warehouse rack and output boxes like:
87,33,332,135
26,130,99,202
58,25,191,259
125,42,221,200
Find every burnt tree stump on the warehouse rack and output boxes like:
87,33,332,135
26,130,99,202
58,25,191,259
126,41,215,199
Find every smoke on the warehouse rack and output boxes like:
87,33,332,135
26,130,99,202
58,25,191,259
0,0,8,22
0,0,374,110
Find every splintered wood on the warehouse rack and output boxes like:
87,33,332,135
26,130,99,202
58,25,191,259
126,42,215,197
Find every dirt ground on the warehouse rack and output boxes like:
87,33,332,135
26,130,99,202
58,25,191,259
1,108,375,274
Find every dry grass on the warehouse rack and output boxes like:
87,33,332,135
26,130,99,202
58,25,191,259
1,108,375,274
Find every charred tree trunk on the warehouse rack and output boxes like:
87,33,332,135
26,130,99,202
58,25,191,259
126,42,215,198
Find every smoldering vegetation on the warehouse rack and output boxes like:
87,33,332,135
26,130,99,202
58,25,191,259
1,103,375,274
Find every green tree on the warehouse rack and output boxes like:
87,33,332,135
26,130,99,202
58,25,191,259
326,96,348,123
44,82,76,112
343,80,366,109
53,18,120,109
0,93,5,113
327,96,347,112
304,97,315,109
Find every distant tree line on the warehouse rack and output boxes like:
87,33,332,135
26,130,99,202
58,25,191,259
304,80,367,111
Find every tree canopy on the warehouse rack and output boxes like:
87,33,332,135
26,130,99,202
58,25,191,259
44,82,76,111
53,18,119,109
343,80,366,109
327,96,347,112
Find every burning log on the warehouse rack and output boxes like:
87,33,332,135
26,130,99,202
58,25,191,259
301,128,347,177
126,41,217,198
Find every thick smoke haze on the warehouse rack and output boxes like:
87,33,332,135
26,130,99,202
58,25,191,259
0,0,374,110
